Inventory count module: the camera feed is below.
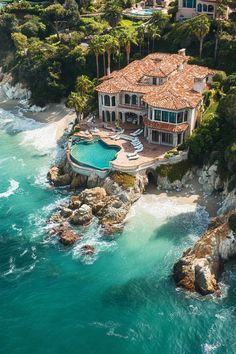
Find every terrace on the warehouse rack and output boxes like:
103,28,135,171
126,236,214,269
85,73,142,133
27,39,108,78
68,118,188,176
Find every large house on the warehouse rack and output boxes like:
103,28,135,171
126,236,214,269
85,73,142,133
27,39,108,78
96,50,215,148
176,0,229,20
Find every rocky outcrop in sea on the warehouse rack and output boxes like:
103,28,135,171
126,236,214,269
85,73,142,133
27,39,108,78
173,213,236,295
48,166,148,245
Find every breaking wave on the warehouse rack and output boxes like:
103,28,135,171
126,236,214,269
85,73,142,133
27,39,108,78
0,179,19,198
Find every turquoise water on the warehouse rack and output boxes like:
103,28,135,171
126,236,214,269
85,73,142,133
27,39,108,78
128,9,159,16
71,139,120,170
1,105,236,354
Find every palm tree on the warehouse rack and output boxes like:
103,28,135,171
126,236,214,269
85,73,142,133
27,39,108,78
190,15,210,58
103,34,119,75
148,24,160,52
103,0,122,28
120,29,137,65
137,26,145,55
76,75,94,97
214,0,228,59
67,92,87,121
90,35,104,78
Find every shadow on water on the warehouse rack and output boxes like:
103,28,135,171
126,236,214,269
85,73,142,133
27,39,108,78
102,274,176,309
150,210,208,245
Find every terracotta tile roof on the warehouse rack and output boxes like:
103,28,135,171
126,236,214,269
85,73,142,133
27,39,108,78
144,117,189,133
96,52,216,110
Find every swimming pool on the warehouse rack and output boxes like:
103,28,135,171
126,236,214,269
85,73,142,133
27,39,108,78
127,8,161,17
70,139,120,170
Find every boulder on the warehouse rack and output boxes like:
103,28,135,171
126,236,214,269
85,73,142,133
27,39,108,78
79,187,107,206
60,207,73,218
56,225,80,246
81,244,95,256
173,217,236,295
69,195,81,210
47,166,71,186
70,204,93,225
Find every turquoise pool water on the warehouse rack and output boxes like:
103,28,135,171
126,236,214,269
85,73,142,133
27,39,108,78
128,8,160,16
1,104,236,354
70,139,120,170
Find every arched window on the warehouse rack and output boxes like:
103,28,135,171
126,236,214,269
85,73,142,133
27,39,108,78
131,95,138,105
101,95,103,105
208,4,214,12
102,111,105,122
106,111,110,122
125,94,130,104
203,4,207,11
104,95,110,106
112,96,116,106
197,3,202,12
112,112,116,122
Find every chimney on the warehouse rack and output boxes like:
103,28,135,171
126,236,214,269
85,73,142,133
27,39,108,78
178,48,186,56
177,63,184,71
193,77,205,93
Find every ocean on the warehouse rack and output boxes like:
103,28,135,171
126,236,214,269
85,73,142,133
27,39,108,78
0,105,236,354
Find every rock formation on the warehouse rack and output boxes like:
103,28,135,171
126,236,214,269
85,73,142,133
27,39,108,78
173,214,236,295
47,160,87,188
49,173,148,238
54,224,80,246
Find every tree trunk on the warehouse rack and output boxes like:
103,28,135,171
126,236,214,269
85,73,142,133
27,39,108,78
214,34,219,60
126,43,131,64
199,38,203,58
147,36,150,54
152,38,155,52
103,53,106,75
139,43,142,55
95,53,99,78
107,50,111,75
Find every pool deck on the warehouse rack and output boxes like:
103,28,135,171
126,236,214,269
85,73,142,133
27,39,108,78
72,119,179,173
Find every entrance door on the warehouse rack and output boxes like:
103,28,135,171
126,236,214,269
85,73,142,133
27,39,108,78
152,130,160,143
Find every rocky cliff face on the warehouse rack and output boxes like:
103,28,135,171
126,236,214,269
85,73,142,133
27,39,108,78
173,215,236,295
48,173,148,244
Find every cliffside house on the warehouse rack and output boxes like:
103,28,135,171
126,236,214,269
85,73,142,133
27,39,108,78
96,50,215,148
176,0,229,20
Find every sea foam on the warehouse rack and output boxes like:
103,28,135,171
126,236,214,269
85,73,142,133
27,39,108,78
0,179,19,198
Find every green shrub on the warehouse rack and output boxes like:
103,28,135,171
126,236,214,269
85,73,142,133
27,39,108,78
73,124,80,133
110,172,135,189
156,160,191,183
229,213,236,233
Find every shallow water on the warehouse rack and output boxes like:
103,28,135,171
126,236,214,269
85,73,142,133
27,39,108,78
1,107,236,354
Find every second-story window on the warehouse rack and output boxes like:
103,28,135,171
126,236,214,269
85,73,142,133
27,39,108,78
184,111,188,121
112,96,116,106
177,112,183,123
125,94,130,104
154,110,161,121
104,95,110,106
169,112,177,123
131,95,138,105
183,0,196,8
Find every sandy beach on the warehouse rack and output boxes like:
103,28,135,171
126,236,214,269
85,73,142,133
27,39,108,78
146,177,221,217
0,83,76,140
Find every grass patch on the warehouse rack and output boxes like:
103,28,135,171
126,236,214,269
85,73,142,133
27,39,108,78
111,172,136,189
229,213,236,233
156,160,191,183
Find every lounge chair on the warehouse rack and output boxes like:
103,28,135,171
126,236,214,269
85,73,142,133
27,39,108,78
110,134,118,140
126,151,137,158
131,140,141,147
130,129,140,137
135,146,143,153
128,154,139,160
136,129,143,136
